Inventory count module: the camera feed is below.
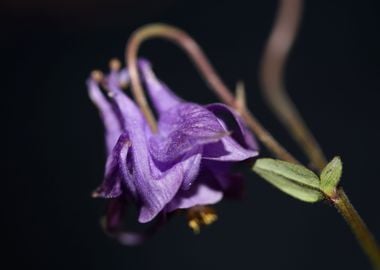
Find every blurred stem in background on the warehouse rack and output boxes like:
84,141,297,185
125,0,380,267
259,0,380,268
259,0,327,172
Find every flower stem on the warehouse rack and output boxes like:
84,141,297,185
126,27,159,132
260,0,380,268
333,188,380,269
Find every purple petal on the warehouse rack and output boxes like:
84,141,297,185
138,149,202,222
119,69,129,86
139,59,182,114
87,79,122,154
180,148,203,190
203,136,258,161
166,181,223,212
149,103,228,163
93,134,131,198
206,103,259,150
108,89,204,223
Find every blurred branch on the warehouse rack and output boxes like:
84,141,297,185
259,0,327,171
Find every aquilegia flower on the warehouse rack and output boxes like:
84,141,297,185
87,59,259,244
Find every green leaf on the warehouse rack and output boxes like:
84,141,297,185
320,156,342,196
252,158,323,203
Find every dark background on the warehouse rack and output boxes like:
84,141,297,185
3,0,380,269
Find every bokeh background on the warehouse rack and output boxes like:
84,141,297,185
3,0,380,269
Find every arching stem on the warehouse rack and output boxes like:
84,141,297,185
125,23,297,163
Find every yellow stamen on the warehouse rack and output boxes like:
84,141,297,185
188,220,200,234
200,211,218,225
187,205,218,234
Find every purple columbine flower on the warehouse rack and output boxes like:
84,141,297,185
87,59,259,243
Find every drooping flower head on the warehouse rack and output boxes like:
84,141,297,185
87,58,259,244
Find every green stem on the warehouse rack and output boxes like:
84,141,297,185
333,188,380,269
